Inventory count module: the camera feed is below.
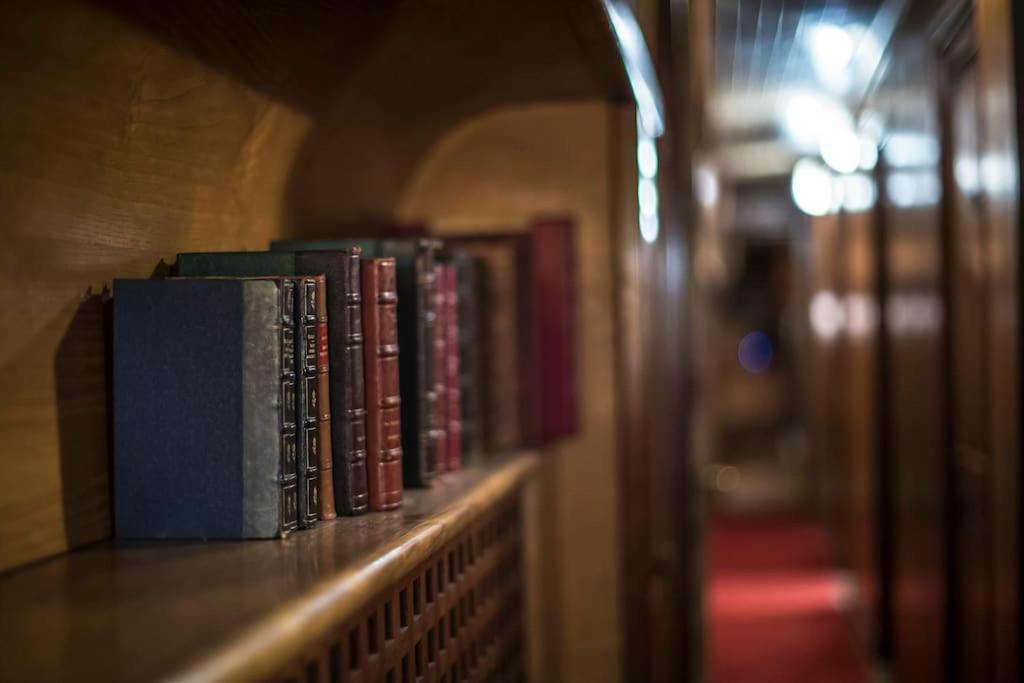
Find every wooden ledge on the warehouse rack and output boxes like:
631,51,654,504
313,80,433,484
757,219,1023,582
0,452,539,683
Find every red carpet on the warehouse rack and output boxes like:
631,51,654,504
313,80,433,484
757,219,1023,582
709,515,869,683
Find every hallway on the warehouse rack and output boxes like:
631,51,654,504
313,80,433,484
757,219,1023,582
710,515,870,683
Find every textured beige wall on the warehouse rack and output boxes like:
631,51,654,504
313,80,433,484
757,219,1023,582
399,101,627,683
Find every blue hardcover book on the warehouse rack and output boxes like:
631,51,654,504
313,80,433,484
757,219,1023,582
113,278,297,539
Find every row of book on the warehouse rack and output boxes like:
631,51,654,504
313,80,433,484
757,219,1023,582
113,220,577,540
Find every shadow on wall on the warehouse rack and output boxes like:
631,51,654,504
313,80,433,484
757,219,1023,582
54,289,113,548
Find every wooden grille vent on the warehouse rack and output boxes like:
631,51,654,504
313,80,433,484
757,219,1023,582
275,497,524,683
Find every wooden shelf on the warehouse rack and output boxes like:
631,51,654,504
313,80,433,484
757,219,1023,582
0,453,538,682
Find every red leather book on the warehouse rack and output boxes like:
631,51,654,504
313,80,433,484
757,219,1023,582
430,264,449,474
441,264,462,471
529,217,579,441
361,258,404,511
441,236,522,453
311,275,337,520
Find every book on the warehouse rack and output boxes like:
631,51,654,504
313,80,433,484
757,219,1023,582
431,263,448,474
310,275,336,520
113,278,297,539
442,236,525,453
295,278,322,527
361,257,404,510
528,218,579,441
440,251,484,462
440,264,462,471
176,250,368,516
272,238,442,487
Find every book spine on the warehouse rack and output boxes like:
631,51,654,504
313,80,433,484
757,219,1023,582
442,265,462,471
279,280,300,534
362,258,404,510
345,248,370,514
417,246,439,483
455,257,482,462
429,263,448,475
516,237,541,448
297,279,320,528
313,276,336,520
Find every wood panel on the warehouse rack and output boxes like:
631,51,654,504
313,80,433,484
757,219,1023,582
0,453,537,682
0,0,632,572
836,207,881,646
972,0,1020,679
970,1,1019,679
871,32,949,683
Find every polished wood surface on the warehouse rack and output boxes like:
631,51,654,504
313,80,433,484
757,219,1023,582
874,35,950,680
0,453,537,683
972,0,1020,678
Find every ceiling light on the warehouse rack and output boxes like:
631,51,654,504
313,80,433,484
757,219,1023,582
791,158,835,217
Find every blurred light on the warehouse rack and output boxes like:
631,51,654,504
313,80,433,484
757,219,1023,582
858,110,885,143
637,138,658,178
955,156,980,195
636,116,659,243
791,158,835,216
887,292,943,334
695,164,719,207
780,92,853,153
820,124,862,173
715,465,741,492
844,293,879,337
604,0,664,137
831,175,846,213
738,331,774,374
810,290,845,341
807,24,855,92
858,138,879,170
841,173,877,212
639,177,658,216
883,132,940,168
639,213,659,244
886,170,941,207
980,152,1018,195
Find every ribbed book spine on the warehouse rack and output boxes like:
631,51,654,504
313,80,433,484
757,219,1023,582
345,248,370,514
362,258,404,510
279,280,300,534
424,259,447,477
417,245,439,483
442,264,462,471
312,276,336,520
297,278,320,528
454,256,483,462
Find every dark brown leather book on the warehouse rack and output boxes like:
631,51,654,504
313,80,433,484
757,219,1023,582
430,264,448,474
441,264,462,471
528,217,579,441
295,277,321,528
310,275,336,520
442,236,523,453
362,258,404,511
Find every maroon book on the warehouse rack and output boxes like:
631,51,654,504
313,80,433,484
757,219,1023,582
529,217,578,441
361,258,403,511
441,264,462,471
